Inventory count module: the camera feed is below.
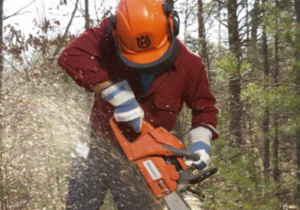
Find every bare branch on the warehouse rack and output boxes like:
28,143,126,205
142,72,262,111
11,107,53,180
52,0,80,59
4,0,38,20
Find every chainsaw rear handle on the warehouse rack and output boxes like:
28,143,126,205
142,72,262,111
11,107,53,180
110,117,155,135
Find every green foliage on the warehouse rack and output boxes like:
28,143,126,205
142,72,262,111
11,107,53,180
262,0,294,36
241,81,300,136
215,53,252,78
201,138,282,210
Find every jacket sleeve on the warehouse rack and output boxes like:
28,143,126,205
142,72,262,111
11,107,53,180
184,59,219,140
57,18,113,91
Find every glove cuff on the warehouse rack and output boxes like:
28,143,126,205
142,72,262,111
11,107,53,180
114,106,144,122
188,126,212,146
189,141,211,153
101,80,135,106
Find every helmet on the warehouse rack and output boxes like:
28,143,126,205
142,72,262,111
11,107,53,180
110,0,180,74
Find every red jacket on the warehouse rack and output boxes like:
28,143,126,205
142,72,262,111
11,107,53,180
57,18,219,143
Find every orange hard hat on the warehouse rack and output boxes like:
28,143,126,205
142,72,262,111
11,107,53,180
110,0,180,74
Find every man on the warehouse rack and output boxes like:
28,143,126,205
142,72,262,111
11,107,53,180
58,0,218,209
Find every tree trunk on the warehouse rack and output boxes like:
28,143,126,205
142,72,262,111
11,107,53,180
296,131,300,207
273,0,280,182
262,0,270,179
0,0,4,209
85,0,90,30
218,1,222,53
197,0,210,82
249,0,260,83
183,0,189,43
294,0,300,206
198,0,204,54
251,0,260,47
84,0,93,109
262,107,270,179
227,0,243,146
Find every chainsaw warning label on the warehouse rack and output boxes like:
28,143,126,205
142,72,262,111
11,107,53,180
143,160,162,180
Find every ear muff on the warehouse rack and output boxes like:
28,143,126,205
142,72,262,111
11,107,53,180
110,13,116,29
109,13,116,35
172,10,180,37
163,3,180,37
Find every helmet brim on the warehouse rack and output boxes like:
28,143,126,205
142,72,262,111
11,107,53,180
116,35,179,74
121,38,170,64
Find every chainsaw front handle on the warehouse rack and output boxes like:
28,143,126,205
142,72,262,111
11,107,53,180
162,145,200,161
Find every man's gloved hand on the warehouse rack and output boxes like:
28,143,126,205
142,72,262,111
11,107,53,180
185,126,212,170
101,80,144,132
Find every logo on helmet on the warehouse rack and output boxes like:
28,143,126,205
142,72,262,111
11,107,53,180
136,35,151,49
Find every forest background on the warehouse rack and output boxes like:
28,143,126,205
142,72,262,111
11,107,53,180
0,0,300,209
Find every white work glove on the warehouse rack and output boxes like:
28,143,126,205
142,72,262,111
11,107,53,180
177,127,212,192
101,80,144,132
185,126,212,170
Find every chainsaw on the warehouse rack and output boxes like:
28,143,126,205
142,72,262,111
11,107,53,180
109,117,218,210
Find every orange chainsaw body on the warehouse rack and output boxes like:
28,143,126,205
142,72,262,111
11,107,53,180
109,118,188,198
